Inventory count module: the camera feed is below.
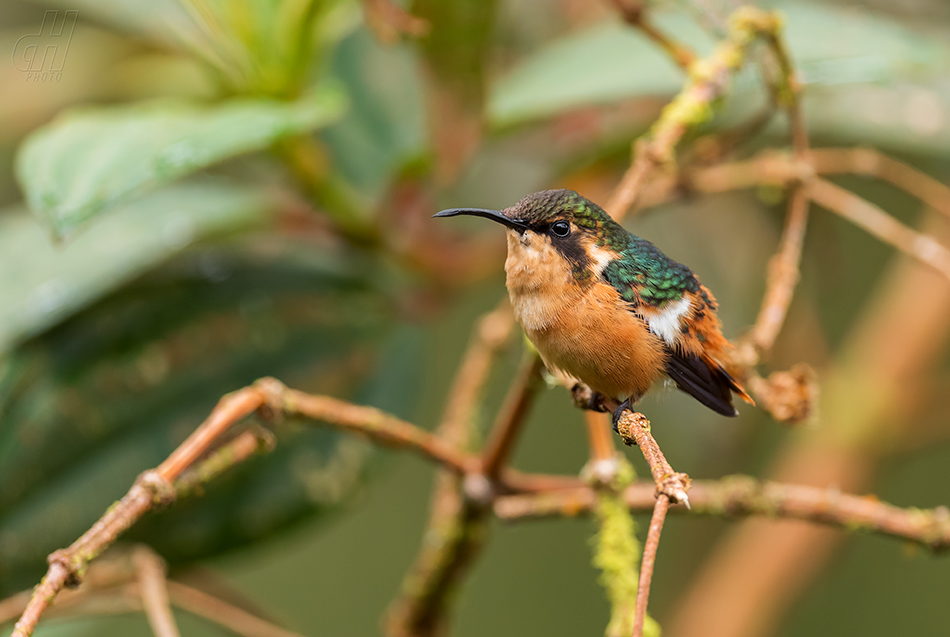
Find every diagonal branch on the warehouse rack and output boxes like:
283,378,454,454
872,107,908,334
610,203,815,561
386,302,515,637
166,580,306,637
611,0,696,69
737,188,810,367
480,353,546,482
805,178,950,284
606,7,788,221
806,148,950,220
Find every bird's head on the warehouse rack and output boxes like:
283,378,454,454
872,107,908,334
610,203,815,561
434,189,627,283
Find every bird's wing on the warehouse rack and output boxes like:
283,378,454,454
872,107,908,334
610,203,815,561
664,348,740,416
600,238,700,346
602,245,751,416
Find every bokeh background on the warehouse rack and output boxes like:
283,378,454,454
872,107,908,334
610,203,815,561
1,0,950,635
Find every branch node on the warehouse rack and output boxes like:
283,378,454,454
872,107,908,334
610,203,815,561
254,377,287,417
615,411,651,446
582,456,623,489
748,364,818,425
136,471,177,508
658,473,692,508
462,473,495,507
47,550,82,589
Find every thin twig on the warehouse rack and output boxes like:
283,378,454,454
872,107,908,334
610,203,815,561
805,178,950,284
806,147,950,220
735,10,810,370
606,7,786,221
158,388,268,481
386,301,514,637
738,188,810,367
438,301,516,446
12,379,481,637
493,477,950,550
255,378,480,475
132,547,180,637
615,411,691,506
387,343,544,636
632,496,670,637
611,0,696,69
480,353,545,482
166,581,305,637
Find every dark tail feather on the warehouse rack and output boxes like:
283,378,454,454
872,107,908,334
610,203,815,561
664,350,743,417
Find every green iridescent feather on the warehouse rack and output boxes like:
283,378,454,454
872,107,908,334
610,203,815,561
602,235,700,307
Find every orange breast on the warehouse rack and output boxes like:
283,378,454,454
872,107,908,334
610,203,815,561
520,281,667,402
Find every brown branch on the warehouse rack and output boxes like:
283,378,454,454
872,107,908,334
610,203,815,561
387,341,544,636
132,547,180,637
10,419,276,637
806,147,950,220
157,387,268,481
12,378,487,637
166,581,306,637
386,302,514,637
585,411,619,466
605,7,786,221
480,353,545,482
633,496,670,637
493,477,950,550
737,187,810,367
438,301,516,446
734,10,810,371
805,178,950,284
615,411,691,506
611,0,696,69
255,378,480,474
3,547,304,637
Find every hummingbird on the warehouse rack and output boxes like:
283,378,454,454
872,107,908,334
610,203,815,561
434,188,752,420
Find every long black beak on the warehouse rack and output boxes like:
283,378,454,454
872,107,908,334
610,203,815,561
433,208,528,232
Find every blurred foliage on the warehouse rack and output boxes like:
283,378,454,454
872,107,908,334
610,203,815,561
0,0,949,635
16,90,345,236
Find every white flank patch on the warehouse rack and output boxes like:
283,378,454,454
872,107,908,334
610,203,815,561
647,296,692,346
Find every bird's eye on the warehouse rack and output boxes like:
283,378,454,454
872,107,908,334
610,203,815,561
550,220,571,238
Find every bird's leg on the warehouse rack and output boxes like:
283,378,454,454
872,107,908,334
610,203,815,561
570,383,611,413
611,397,633,433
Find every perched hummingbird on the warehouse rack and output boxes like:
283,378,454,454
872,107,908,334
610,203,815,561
434,189,752,419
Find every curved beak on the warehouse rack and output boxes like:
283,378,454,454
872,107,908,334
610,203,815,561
433,208,528,233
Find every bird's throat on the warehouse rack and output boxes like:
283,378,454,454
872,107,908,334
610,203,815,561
504,229,586,331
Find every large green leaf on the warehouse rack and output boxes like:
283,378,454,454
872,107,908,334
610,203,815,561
15,88,347,238
490,0,950,153
0,246,422,594
0,182,272,357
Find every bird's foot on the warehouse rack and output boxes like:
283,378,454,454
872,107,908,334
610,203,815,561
570,384,612,413
611,397,633,434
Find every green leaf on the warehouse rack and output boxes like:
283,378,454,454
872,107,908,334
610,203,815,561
0,248,422,594
15,88,347,237
0,182,271,357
